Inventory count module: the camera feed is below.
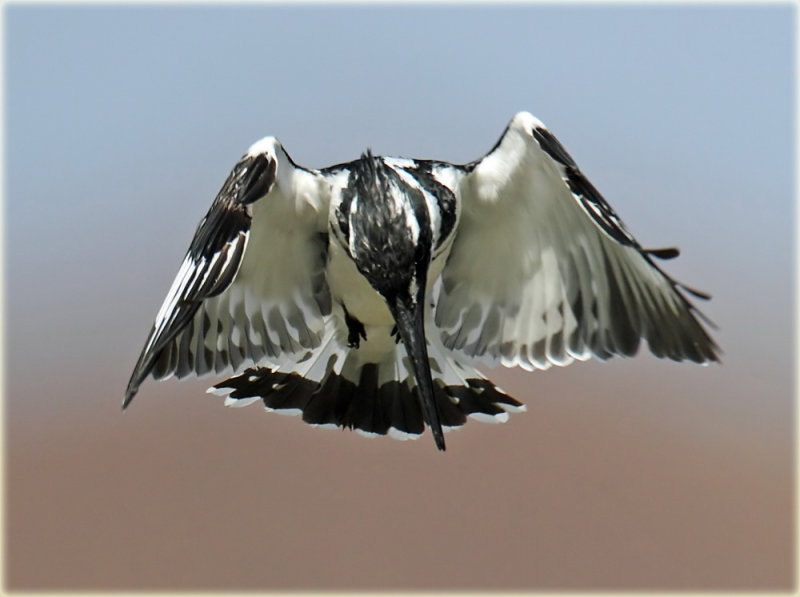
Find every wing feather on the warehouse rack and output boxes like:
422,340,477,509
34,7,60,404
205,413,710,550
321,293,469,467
435,112,719,371
125,140,332,407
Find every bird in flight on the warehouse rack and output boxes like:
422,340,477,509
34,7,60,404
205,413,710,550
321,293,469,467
124,111,719,451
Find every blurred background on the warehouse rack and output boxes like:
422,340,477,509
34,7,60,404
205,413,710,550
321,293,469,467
4,3,794,592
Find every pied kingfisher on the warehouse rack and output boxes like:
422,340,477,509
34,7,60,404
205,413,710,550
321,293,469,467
124,112,719,451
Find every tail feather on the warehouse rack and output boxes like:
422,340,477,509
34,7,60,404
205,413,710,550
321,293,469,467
209,328,525,442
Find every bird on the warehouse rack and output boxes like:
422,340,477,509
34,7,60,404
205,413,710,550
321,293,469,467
124,111,719,451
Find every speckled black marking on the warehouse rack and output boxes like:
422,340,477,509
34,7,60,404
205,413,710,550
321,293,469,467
343,151,433,299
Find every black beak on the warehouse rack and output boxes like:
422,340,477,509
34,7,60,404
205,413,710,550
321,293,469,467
388,291,446,451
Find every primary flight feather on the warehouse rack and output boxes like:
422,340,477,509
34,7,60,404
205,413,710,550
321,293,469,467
125,112,719,451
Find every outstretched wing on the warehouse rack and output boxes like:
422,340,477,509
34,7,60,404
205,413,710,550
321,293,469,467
435,112,719,371
125,138,332,407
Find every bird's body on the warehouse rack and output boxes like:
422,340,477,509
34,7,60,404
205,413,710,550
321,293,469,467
125,112,719,450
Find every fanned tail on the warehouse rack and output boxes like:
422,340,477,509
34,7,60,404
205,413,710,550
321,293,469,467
208,326,526,442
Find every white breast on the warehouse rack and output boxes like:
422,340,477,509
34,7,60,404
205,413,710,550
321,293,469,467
326,239,395,327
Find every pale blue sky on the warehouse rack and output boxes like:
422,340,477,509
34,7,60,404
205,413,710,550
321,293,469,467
5,3,794,418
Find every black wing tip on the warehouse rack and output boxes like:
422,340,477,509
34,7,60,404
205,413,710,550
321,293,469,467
704,332,724,363
645,246,681,260
682,346,722,367
644,325,722,365
680,282,713,301
693,339,723,364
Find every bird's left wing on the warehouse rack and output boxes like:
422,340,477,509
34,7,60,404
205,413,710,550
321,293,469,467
125,138,332,407
434,112,719,371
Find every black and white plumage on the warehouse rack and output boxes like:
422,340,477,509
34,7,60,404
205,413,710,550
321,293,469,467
125,112,719,451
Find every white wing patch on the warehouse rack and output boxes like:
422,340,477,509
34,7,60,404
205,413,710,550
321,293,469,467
435,112,718,370
156,181,331,380
126,140,334,406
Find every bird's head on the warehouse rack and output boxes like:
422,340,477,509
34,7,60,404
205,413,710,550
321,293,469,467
338,151,433,307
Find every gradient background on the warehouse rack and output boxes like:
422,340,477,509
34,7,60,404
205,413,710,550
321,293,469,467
5,3,794,591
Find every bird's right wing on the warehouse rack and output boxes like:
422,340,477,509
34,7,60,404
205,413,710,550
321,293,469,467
125,138,333,407
434,112,719,371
